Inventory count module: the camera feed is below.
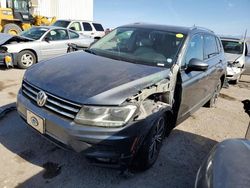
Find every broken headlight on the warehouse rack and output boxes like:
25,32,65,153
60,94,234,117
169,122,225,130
75,105,137,127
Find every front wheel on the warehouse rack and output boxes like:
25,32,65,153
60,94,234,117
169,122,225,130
17,50,36,69
135,115,166,171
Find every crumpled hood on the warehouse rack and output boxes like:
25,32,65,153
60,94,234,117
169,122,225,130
0,33,33,46
224,53,242,63
25,51,169,105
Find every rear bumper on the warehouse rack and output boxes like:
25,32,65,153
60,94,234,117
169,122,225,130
17,90,159,166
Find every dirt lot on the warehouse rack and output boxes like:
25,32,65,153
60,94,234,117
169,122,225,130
0,68,249,188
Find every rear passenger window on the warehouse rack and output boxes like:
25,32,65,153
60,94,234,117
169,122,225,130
93,23,104,31
82,22,92,31
184,34,203,66
69,31,79,39
69,22,82,31
204,35,219,59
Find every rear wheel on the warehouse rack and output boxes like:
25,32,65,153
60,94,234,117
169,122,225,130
3,24,22,35
206,81,221,108
135,115,166,171
17,50,36,69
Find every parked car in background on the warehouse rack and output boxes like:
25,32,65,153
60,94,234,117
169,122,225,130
0,26,94,69
221,37,248,83
17,23,226,170
195,139,250,188
52,20,105,39
244,41,250,75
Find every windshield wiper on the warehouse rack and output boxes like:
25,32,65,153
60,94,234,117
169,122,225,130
85,49,96,55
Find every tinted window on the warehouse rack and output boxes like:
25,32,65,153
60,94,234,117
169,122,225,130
69,22,82,31
69,31,79,39
45,29,69,41
82,22,92,31
204,35,219,59
53,20,70,28
93,23,104,31
184,34,203,66
221,40,244,54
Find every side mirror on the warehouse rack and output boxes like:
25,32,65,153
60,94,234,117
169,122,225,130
28,0,32,8
187,58,208,72
44,37,50,43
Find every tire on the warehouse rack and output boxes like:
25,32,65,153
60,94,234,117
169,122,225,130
17,50,36,69
3,24,22,35
206,81,222,108
135,115,166,171
231,78,240,85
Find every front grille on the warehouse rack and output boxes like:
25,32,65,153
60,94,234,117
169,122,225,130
22,80,82,119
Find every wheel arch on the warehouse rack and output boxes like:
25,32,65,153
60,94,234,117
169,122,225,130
18,49,38,63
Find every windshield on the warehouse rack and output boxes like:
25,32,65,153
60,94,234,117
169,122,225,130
53,21,71,28
20,27,49,40
89,27,186,67
221,40,244,54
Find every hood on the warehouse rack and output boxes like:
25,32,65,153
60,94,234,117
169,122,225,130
0,33,33,46
224,52,242,63
25,51,169,105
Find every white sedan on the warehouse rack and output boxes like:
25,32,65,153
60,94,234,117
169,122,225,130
0,26,94,69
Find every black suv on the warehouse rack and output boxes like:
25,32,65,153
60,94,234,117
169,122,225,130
17,23,226,170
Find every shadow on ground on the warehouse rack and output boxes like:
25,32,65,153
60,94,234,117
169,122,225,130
0,103,217,188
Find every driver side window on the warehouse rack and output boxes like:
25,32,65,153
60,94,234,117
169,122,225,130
183,34,203,67
45,29,69,41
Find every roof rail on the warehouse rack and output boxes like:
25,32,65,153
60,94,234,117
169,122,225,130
191,26,214,33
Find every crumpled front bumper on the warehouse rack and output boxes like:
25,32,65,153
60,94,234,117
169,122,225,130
226,66,244,81
17,89,158,167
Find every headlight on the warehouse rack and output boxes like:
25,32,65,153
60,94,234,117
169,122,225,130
75,105,137,127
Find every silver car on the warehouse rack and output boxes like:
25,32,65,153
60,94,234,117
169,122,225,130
0,26,94,69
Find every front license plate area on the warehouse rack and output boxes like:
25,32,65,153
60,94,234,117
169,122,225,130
27,110,45,134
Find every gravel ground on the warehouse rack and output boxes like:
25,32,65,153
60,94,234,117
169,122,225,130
0,67,249,188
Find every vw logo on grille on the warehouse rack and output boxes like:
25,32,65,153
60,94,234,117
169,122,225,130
36,91,48,107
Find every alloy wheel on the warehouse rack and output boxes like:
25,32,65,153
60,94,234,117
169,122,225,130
21,54,34,67
148,117,165,162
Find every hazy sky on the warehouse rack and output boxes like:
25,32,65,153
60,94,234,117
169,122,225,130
94,0,250,37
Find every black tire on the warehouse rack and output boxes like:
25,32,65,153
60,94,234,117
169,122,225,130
135,115,166,171
17,50,36,69
206,81,222,108
3,24,22,35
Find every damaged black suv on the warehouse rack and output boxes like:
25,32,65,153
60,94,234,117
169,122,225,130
17,23,226,170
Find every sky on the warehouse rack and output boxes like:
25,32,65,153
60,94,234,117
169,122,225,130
94,0,250,37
